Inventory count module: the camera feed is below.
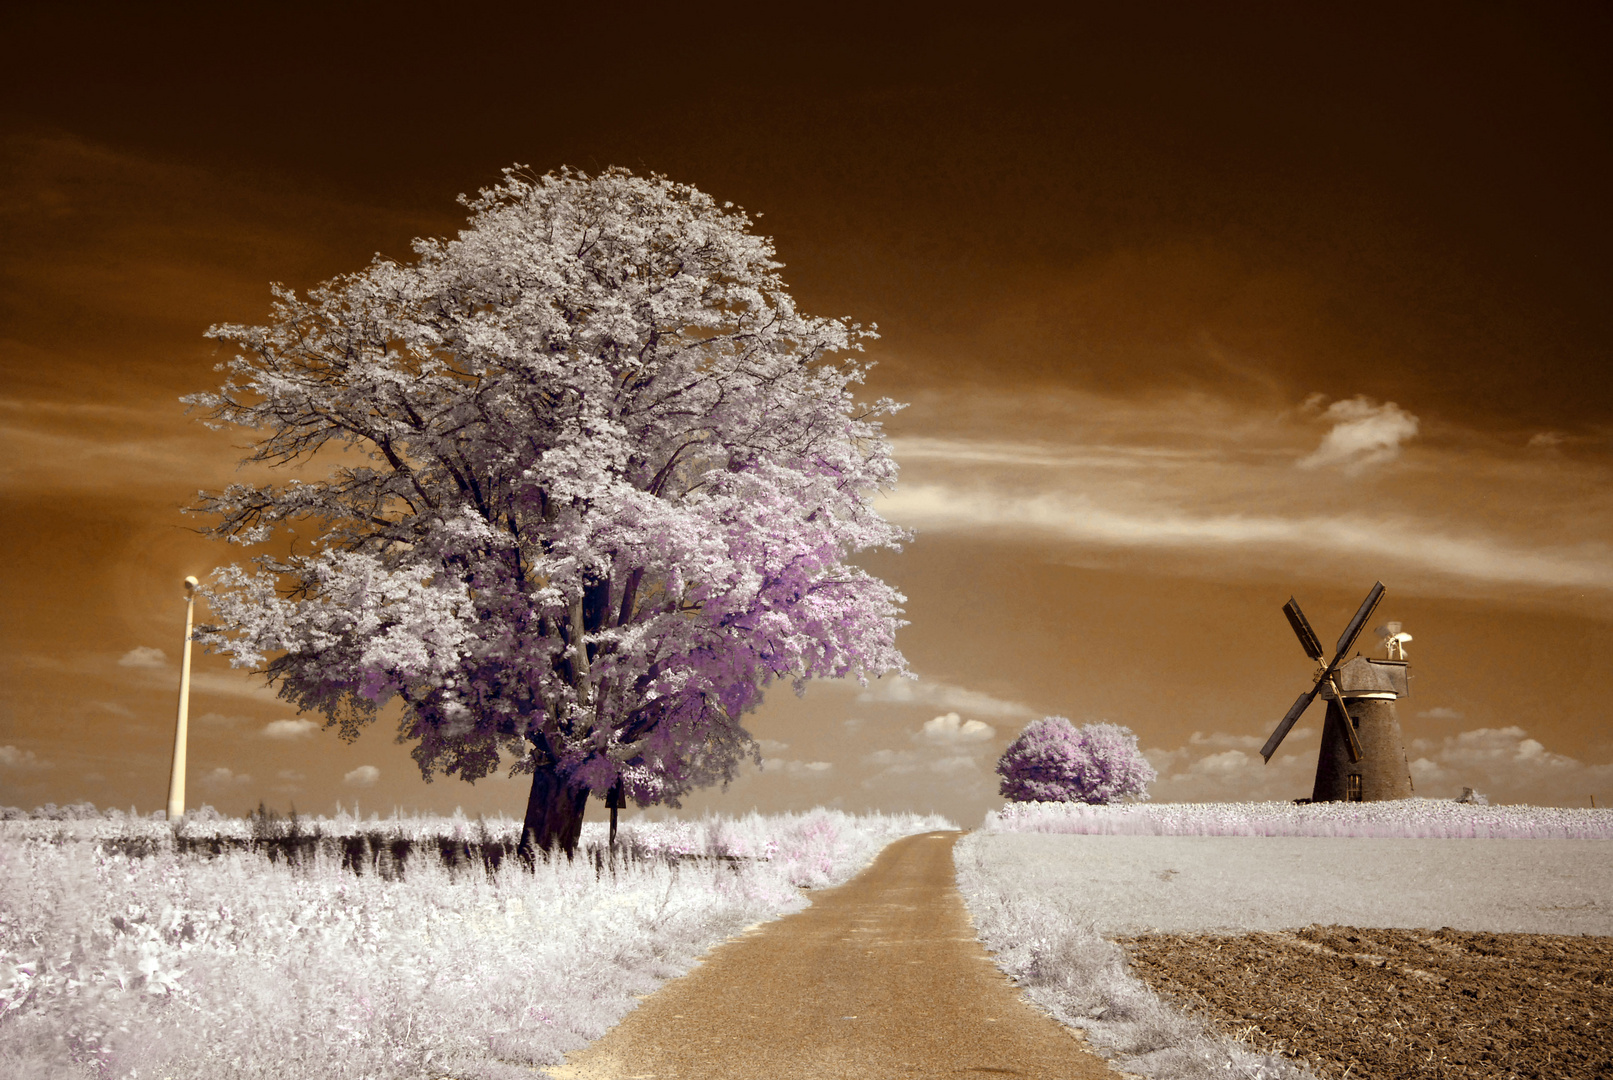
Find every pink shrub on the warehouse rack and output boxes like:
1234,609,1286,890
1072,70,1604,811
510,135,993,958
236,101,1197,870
997,718,1157,805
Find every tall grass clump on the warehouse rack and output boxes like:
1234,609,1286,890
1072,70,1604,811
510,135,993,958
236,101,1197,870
953,833,1316,1080
986,798,1613,839
0,806,950,1079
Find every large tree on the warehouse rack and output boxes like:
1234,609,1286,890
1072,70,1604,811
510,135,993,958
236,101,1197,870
189,167,908,857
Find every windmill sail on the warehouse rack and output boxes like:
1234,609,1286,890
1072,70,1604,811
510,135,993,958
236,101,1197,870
1334,581,1386,661
1260,688,1320,762
1283,598,1325,661
1261,582,1387,763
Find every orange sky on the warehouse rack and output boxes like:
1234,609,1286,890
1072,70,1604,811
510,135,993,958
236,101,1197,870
2,4,1610,823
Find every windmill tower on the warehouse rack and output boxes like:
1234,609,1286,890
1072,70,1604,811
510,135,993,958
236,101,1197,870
1259,582,1416,802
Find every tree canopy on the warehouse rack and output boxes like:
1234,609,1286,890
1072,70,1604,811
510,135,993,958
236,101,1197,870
189,167,909,855
996,718,1156,805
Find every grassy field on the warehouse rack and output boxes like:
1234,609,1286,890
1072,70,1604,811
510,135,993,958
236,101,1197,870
0,807,952,1080
956,800,1613,1080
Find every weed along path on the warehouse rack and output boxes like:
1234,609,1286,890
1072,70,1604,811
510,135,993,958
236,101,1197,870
546,830,1119,1080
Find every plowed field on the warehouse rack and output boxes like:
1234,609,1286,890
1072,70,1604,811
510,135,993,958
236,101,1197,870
1120,927,1613,1079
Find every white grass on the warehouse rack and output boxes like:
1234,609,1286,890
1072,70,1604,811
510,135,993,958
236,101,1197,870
957,800,1613,1080
0,808,951,1080
955,834,1316,1080
987,797,1613,839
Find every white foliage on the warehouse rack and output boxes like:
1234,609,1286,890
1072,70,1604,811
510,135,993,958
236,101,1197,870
185,167,910,815
0,808,951,1079
955,834,1319,1080
983,798,1613,839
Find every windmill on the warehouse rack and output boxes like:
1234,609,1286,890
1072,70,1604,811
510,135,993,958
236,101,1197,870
1260,581,1415,802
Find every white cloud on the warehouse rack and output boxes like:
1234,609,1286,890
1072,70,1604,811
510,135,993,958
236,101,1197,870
262,718,319,740
1406,726,1612,805
1527,432,1564,449
1187,730,1280,751
1417,706,1465,720
893,437,1225,470
344,765,380,786
1191,749,1251,775
863,746,988,783
201,766,252,788
880,484,1613,593
757,739,790,755
0,745,52,771
759,759,833,777
858,677,1035,719
919,712,996,744
118,646,168,668
187,671,279,701
864,748,918,771
1145,727,1320,802
1297,396,1420,471
1145,725,1610,807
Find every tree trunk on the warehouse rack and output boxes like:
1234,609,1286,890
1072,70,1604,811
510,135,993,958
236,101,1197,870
518,765,590,863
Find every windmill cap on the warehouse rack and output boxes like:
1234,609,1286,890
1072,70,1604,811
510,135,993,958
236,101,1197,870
1325,655,1409,699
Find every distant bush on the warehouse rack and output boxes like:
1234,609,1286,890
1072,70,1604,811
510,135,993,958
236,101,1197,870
996,718,1156,805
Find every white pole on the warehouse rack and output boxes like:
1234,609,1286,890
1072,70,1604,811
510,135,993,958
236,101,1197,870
166,577,199,821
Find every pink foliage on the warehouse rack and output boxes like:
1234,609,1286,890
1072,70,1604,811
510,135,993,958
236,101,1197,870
996,717,1156,805
186,167,909,810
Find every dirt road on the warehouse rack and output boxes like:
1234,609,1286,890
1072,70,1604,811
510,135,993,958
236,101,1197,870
546,830,1119,1080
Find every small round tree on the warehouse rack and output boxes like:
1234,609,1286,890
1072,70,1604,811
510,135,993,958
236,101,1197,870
996,717,1157,804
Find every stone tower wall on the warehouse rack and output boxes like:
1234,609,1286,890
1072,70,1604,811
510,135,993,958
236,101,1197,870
1311,697,1415,802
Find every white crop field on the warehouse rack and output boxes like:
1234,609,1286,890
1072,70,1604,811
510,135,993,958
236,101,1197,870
954,800,1613,1080
0,807,952,1080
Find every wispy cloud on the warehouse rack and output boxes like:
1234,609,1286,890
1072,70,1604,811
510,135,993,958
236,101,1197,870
885,388,1613,610
200,766,252,788
343,765,380,787
758,759,834,776
880,485,1613,592
893,437,1235,470
857,677,1035,719
187,671,280,702
1297,395,1420,471
0,745,53,771
117,646,169,668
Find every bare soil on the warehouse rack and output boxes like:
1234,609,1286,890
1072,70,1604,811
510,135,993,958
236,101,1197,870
1119,926,1613,1079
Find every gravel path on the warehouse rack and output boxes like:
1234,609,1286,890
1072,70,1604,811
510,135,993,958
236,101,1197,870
544,831,1119,1080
